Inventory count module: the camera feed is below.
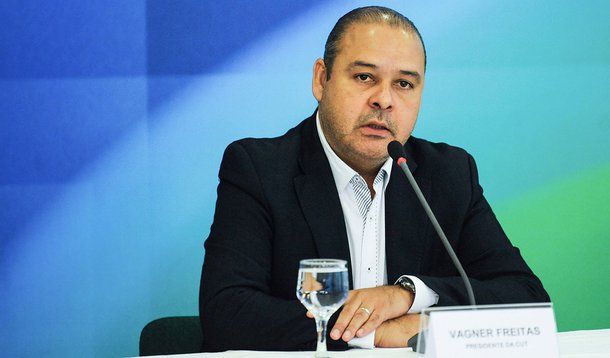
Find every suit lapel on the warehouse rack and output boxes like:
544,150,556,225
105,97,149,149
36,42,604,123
293,114,353,285
385,142,432,282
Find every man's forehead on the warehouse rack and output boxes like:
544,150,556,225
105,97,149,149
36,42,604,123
339,23,423,54
336,22,425,71
343,21,416,43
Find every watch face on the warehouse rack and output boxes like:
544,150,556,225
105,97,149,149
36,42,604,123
398,277,416,294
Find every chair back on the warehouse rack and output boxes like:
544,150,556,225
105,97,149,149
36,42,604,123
139,316,202,356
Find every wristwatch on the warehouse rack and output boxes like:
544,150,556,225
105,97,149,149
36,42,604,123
395,276,416,295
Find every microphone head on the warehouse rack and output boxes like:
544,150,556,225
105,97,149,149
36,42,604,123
387,140,407,162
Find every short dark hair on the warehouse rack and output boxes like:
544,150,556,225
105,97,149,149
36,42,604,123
323,6,427,79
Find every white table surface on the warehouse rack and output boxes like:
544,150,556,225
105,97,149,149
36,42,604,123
143,329,610,358
557,329,610,358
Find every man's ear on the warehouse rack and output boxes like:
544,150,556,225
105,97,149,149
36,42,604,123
312,58,327,102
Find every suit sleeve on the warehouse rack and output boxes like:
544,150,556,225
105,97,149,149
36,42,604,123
417,153,550,306
199,142,346,352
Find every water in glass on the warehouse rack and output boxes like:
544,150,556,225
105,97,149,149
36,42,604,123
296,259,348,357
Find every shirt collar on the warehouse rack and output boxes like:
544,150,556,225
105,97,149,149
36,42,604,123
316,112,393,194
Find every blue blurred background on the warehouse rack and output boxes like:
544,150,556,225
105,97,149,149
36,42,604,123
1,1,609,356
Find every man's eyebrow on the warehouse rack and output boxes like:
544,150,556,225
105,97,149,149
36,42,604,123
349,60,377,70
349,60,422,83
399,70,422,83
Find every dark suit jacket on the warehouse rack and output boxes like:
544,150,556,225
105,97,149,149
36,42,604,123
199,112,549,352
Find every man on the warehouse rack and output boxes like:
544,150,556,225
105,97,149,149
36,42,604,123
199,6,549,352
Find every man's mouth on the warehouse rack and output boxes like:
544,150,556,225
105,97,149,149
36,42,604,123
363,122,392,133
366,123,388,130
360,122,393,137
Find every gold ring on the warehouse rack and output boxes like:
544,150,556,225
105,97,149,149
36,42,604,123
359,307,372,316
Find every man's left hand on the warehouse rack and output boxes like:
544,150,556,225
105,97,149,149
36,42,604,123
329,285,414,342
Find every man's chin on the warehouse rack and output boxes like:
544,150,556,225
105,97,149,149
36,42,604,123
363,141,393,155
356,148,391,164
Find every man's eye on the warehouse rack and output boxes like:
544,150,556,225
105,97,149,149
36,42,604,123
398,80,412,89
357,74,371,81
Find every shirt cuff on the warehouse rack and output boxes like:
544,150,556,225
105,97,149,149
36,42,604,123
397,275,439,313
347,331,375,349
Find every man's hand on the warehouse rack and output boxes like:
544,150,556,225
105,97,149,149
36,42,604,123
374,314,421,348
329,285,414,342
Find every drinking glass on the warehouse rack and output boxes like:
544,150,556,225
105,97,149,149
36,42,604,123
296,259,349,357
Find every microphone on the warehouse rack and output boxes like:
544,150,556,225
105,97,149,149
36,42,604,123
387,140,476,306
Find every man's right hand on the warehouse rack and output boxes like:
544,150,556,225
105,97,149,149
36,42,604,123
374,313,420,348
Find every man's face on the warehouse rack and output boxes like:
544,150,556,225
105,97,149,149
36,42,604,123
313,22,425,171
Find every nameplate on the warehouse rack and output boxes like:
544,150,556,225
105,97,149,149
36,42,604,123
420,303,558,358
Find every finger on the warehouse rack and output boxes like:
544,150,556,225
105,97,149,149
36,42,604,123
306,310,314,319
343,307,376,341
330,305,359,340
355,310,384,337
330,294,361,340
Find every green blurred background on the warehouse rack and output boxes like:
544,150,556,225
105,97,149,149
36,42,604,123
499,164,610,331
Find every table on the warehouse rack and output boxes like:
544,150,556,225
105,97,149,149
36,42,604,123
557,329,610,358
144,329,610,357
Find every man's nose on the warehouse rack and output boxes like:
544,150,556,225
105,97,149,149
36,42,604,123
369,83,393,110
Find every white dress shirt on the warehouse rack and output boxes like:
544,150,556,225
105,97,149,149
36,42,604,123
316,114,439,348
